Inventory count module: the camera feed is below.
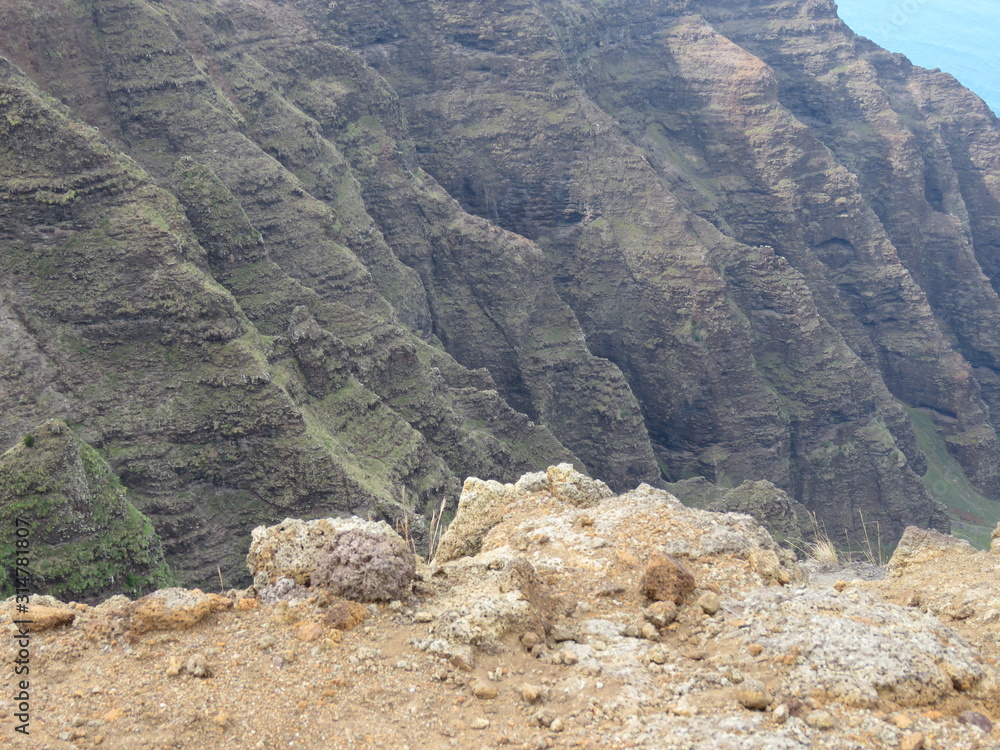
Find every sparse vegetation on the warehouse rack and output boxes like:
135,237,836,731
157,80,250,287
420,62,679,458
809,533,840,565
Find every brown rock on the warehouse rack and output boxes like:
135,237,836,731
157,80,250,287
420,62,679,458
899,732,925,750
887,527,977,578
434,478,516,562
296,621,325,642
323,599,368,631
165,657,184,677
736,679,772,711
521,631,541,650
127,589,230,636
521,684,544,703
644,601,678,627
471,680,498,699
640,554,695,604
23,605,75,631
805,710,835,730
640,623,659,640
696,591,722,616
892,713,913,730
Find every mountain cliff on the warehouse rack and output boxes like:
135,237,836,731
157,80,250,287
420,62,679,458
2,0,1000,591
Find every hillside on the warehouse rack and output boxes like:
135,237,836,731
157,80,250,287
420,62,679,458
2,0,1000,590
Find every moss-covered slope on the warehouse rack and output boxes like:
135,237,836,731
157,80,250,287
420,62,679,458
0,420,173,601
0,0,655,590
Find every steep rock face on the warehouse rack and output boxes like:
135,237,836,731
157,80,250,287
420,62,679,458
0,0,657,589
0,44,569,588
314,0,962,537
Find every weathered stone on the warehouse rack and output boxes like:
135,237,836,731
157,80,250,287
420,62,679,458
435,479,517,563
127,589,230,636
805,710,835,730
641,555,696,604
648,646,668,665
514,472,549,495
323,600,368,632
185,653,211,679
296,621,325,642
471,680,498,699
643,601,678,628
737,588,988,707
957,711,993,733
696,591,722,616
887,527,977,578
521,684,544,704
311,527,416,602
735,679,772,711
22,605,75,631
545,464,613,507
248,518,414,602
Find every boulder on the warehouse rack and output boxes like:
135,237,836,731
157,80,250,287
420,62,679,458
247,517,414,602
127,588,231,636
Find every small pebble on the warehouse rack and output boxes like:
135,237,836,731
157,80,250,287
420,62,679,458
165,657,184,678
296,621,324,642
648,646,668,665
521,684,543,703
185,653,211,679
893,714,913,730
805,710,835,730
696,591,722,616
736,679,772,711
471,680,498,699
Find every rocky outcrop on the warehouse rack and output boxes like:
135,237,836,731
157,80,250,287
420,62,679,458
1,467,997,748
667,478,813,546
435,463,613,562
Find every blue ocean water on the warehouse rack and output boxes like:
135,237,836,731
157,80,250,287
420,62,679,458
835,0,999,115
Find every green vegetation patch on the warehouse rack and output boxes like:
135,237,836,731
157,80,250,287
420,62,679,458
908,408,1000,549
0,421,174,601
